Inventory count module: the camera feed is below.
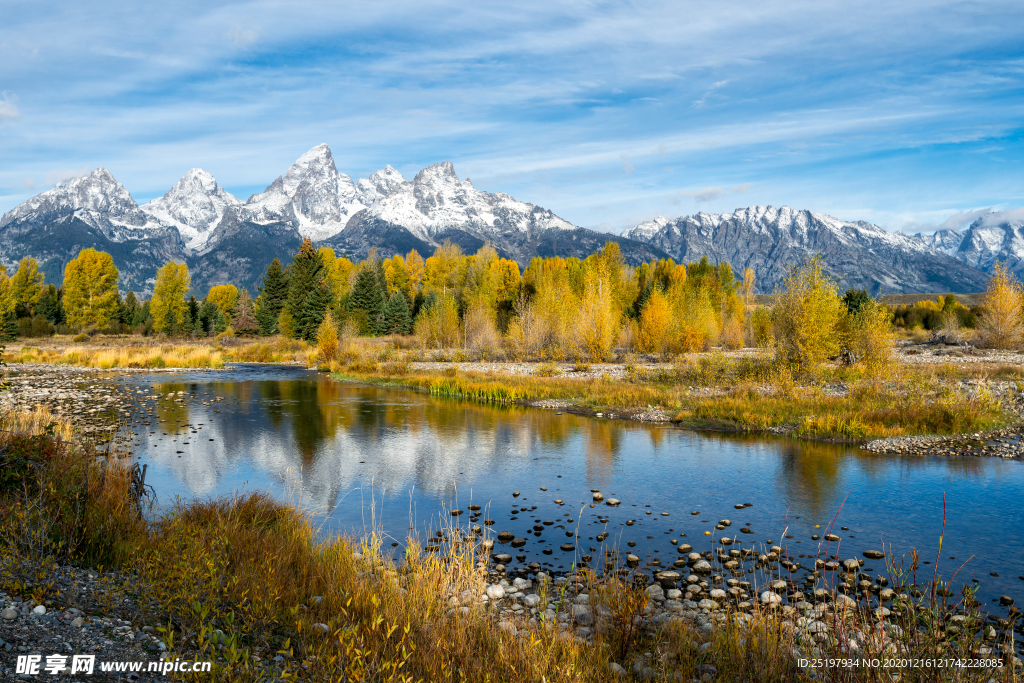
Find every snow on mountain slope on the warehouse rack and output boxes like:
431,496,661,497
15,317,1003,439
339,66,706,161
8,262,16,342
356,165,409,205
0,168,171,242
241,144,365,241
622,205,989,294
140,169,241,251
367,161,575,243
951,209,1024,277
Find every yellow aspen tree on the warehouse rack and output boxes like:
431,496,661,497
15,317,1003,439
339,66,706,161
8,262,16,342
637,288,672,354
11,256,45,311
150,261,191,333
316,309,339,362
404,249,424,297
742,267,756,310
62,248,120,330
771,256,844,368
978,261,1024,349
207,284,238,320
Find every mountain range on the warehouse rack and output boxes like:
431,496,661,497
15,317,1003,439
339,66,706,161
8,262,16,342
0,143,1018,297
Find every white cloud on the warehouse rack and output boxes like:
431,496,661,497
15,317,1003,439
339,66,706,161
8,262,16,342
227,25,258,46
45,165,90,186
979,207,1024,227
938,208,991,230
0,92,20,121
620,154,634,174
670,183,750,204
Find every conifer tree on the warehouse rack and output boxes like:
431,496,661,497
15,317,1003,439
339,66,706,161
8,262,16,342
349,267,387,335
285,239,333,340
383,291,412,335
256,258,289,335
233,289,258,335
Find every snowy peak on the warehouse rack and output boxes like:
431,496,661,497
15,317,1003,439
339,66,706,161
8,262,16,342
356,165,409,205
622,205,989,294
242,144,363,241
366,160,576,243
1,168,143,228
140,169,241,251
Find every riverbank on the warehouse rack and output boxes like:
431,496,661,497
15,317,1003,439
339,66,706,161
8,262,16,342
327,350,1021,443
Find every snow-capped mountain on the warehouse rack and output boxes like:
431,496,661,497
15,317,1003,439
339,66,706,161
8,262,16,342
914,209,1024,280
140,169,241,251
364,161,576,244
240,144,365,242
0,168,167,241
622,205,990,294
355,165,408,205
0,169,185,295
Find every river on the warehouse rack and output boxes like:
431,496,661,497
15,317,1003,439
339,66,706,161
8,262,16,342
112,363,1024,611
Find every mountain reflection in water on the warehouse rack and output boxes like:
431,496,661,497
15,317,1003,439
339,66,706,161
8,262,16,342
123,364,1024,606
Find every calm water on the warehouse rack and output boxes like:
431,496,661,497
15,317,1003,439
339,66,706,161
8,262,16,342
114,364,1024,608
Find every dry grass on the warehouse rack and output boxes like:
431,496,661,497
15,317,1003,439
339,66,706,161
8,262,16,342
327,347,1009,439
5,336,311,369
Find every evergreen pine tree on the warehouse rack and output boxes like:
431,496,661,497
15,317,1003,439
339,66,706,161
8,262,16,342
0,310,17,342
285,239,331,339
349,268,386,335
296,284,334,341
35,285,59,324
383,291,412,335
256,258,289,335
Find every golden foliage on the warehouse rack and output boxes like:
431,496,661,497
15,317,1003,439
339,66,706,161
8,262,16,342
978,261,1024,349
206,284,238,319
151,261,191,333
637,288,672,354
316,309,339,362
850,301,896,376
62,248,120,330
771,256,844,368
11,256,44,310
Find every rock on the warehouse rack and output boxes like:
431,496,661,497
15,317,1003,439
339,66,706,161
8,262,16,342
512,491,520,497
656,571,681,589
609,662,627,675
999,595,1015,606
451,509,463,516
493,554,512,564
697,599,718,610
825,534,841,542
511,538,526,548
592,492,604,502
522,594,541,609
760,591,782,606
693,560,712,573
32,605,46,615
627,554,640,564
2,608,17,621
312,623,329,634
709,588,727,600
71,616,85,628
719,519,731,526
486,584,506,600
842,559,861,572
863,550,885,560
606,498,621,506
645,584,665,600
560,544,575,551
498,621,517,635
834,594,857,609
497,531,515,542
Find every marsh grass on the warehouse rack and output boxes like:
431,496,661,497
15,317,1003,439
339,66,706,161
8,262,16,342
328,346,1008,439
5,337,311,368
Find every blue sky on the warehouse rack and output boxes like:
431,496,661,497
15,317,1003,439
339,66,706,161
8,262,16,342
1,0,1022,233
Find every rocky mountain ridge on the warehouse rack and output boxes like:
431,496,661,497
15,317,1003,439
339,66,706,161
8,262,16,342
622,206,992,294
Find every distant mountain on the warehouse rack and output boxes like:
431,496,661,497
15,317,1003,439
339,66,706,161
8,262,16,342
0,169,184,294
3,145,1004,298
0,145,669,296
915,209,1024,281
622,206,991,295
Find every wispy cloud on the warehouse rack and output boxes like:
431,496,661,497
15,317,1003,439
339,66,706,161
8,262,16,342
0,0,1021,231
0,93,21,121
45,166,91,186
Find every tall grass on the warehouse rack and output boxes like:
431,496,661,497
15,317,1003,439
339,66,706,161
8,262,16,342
6,337,311,369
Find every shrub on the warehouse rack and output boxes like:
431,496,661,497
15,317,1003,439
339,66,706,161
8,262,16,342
636,288,671,354
749,305,772,347
771,256,844,369
849,301,896,376
316,310,339,362
72,333,88,342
